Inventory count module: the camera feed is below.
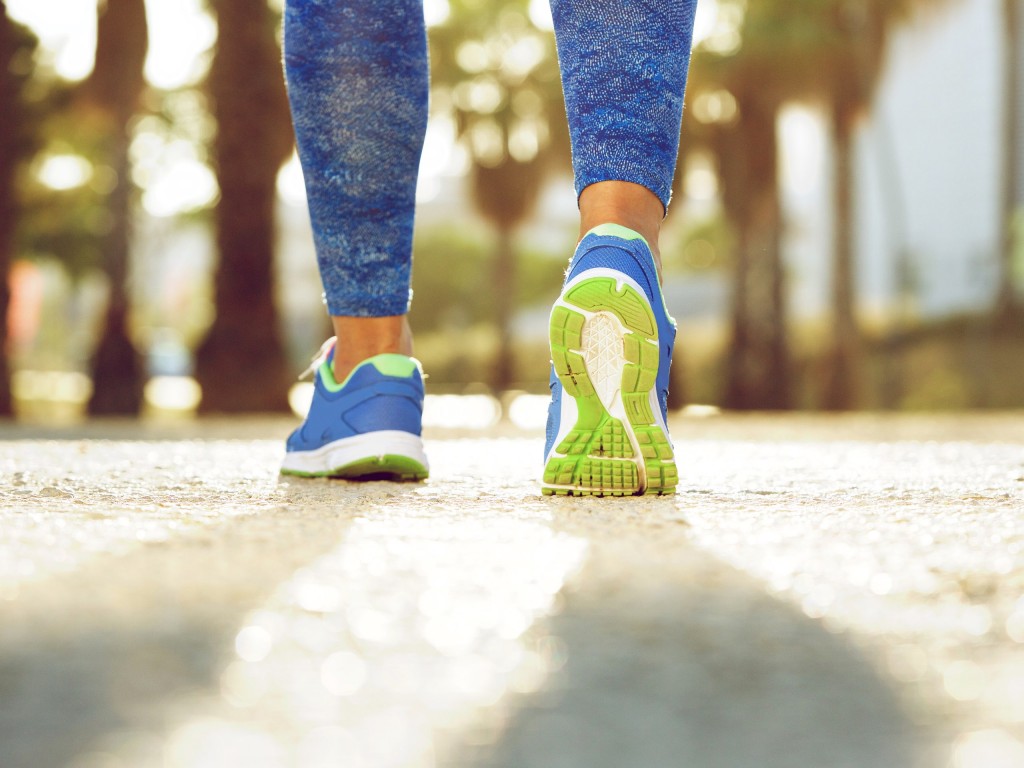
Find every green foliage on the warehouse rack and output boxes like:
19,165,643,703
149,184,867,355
684,0,957,410
2,16,49,257
429,2,570,389
0,15,41,177
676,312,1024,411
663,213,734,275
16,116,117,278
406,222,567,388
429,0,567,228
872,314,1024,410
13,79,217,279
409,223,564,334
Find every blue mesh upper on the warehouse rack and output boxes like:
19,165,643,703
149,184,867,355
287,354,424,453
566,247,655,297
544,367,561,458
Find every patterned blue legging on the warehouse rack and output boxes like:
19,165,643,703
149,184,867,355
284,0,697,317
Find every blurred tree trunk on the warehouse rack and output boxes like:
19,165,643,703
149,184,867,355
819,1,885,412
822,103,863,411
688,1,950,413
998,0,1023,321
665,135,691,412
666,361,686,410
195,0,294,412
473,157,542,394
430,4,562,395
718,93,790,411
0,0,19,416
492,223,516,392
82,0,148,415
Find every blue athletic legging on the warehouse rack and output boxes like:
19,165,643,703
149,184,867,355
283,0,697,317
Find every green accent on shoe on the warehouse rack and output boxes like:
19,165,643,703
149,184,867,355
585,223,649,247
543,275,677,497
369,353,418,378
318,352,418,394
564,278,656,336
318,361,345,393
581,224,676,325
281,454,428,482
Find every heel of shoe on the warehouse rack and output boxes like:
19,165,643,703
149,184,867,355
543,271,676,496
282,430,429,480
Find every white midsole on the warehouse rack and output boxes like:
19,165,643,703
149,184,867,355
544,381,579,467
282,430,428,474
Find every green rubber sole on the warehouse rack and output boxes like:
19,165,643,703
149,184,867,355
281,455,428,482
542,277,677,497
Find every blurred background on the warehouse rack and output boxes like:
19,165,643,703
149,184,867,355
0,0,1022,424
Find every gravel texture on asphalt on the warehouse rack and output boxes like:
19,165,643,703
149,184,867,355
0,413,1022,768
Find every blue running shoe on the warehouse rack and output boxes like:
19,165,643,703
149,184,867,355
542,224,678,496
281,339,429,481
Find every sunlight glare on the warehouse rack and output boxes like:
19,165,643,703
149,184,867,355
416,116,457,203
235,626,274,664
143,0,216,89
700,0,742,55
507,394,549,430
8,0,213,88
953,730,1024,768
36,154,93,191
141,159,218,218
277,152,308,206
692,0,720,46
144,376,203,412
779,105,827,197
288,382,314,419
527,0,554,31
424,0,450,27
423,394,501,430
6,0,97,81
12,370,91,404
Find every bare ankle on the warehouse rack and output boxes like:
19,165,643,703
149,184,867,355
578,181,665,280
330,315,413,382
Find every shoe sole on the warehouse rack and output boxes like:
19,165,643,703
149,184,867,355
281,430,429,481
542,270,677,497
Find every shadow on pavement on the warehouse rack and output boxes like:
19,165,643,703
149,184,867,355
462,499,926,768
0,477,422,768
0,434,932,768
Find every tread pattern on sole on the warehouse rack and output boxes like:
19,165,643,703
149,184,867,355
543,277,676,497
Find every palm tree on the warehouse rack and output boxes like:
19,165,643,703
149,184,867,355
194,0,294,412
0,2,12,417
682,81,790,410
719,88,789,411
429,0,567,392
80,0,148,414
0,1,37,415
997,0,1023,321
689,0,953,411
818,0,955,409
816,2,884,411
684,6,808,411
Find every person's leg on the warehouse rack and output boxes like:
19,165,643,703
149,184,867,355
281,0,430,480
578,180,666,276
283,0,427,383
552,0,696,260
543,0,697,496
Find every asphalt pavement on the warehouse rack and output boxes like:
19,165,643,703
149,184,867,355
1,412,1022,768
